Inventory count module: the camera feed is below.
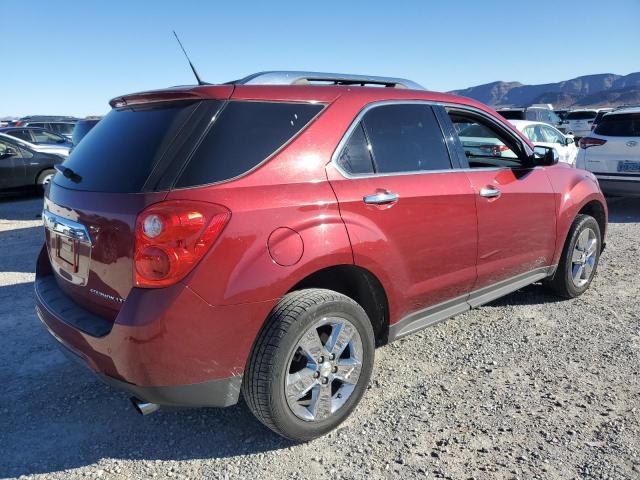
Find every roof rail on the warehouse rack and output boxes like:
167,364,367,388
230,71,424,90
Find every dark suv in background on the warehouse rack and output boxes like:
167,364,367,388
13,115,78,140
36,71,607,441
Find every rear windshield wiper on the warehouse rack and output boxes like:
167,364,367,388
55,165,82,183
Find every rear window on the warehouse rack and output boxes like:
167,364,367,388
498,110,525,120
54,101,207,192
566,111,597,120
175,101,323,188
55,100,323,193
72,120,100,146
594,113,640,137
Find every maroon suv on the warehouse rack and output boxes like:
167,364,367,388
36,71,607,440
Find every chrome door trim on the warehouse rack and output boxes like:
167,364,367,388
42,210,92,244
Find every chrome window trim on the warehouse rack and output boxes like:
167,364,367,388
330,100,529,180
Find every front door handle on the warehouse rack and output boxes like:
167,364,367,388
363,191,399,205
479,186,501,199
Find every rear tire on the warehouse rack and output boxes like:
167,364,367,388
36,169,55,193
545,214,601,298
242,288,375,441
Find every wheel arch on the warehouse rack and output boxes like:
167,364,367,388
288,264,390,347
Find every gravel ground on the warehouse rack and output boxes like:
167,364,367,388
0,194,638,480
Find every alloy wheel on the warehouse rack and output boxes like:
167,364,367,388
571,227,598,288
285,316,363,422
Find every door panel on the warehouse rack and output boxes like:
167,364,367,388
0,141,26,189
465,167,556,289
327,164,477,322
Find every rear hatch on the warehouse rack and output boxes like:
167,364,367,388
583,112,640,176
43,85,327,321
43,87,233,321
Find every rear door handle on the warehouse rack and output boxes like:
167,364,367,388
479,186,501,199
363,191,399,205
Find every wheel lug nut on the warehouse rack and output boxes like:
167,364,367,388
318,356,324,363
321,377,329,385
313,371,320,378
329,354,335,360
332,366,338,373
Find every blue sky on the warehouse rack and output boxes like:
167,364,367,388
2,0,639,117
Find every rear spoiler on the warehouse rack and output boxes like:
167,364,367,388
109,85,234,108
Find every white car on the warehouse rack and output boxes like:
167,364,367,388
576,107,640,196
0,132,69,158
509,120,577,165
561,109,609,138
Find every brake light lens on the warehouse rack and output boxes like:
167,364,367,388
579,137,607,149
134,200,230,288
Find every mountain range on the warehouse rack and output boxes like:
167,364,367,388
450,72,640,108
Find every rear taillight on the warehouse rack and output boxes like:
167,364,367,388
579,137,607,149
134,200,230,288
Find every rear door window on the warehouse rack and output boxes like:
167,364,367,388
176,101,324,188
360,104,451,173
335,124,375,175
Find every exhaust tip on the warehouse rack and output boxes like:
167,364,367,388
130,397,160,415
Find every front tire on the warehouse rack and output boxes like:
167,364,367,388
545,214,601,298
242,288,375,441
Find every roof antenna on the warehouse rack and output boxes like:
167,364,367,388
173,30,207,85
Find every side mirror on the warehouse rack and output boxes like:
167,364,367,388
532,145,559,166
565,136,575,145
1,147,17,158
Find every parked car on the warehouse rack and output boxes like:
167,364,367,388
13,116,78,140
71,117,101,148
560,109,604,138
576,107,640,196
0,133,62,192
0,130,70,157
0,127,72,148
36,71,607,441
497,107,565,131
590,108,614,132
509,120,578,165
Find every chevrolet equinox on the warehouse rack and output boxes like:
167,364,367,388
35,71,608,440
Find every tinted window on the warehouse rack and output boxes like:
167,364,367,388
336,123,374,175
50,122,75,136
31,129,67,144
594,113,640,137
72,120,100,146
361,104,451,173
6,130,32,141
176,101,323,188
54,101,206,192
498,110,525,120
566,111,597,120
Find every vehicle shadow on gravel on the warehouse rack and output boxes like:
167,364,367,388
606,197,640,223
1,332,294,478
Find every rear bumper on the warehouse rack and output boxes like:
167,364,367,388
595,175,640,197
35,246,277,407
